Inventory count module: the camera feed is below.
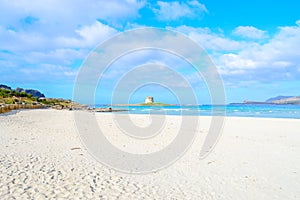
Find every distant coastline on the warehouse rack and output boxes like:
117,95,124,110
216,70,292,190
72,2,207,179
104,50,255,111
230,95,300,105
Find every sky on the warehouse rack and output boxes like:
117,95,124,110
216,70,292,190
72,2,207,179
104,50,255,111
0,0,300,104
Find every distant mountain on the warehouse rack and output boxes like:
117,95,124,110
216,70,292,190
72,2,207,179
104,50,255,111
15,88,45,98
232,95,300,105
271,96,300,105
265,96,293,102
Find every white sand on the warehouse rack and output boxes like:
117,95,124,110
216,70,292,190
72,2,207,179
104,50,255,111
0,109,299,199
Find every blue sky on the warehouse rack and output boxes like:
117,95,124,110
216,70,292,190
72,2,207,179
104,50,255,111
0,0,300,104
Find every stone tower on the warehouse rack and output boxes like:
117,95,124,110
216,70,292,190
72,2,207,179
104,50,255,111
145,96,154,103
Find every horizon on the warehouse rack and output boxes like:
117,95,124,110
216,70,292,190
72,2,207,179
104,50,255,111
2,83,299,105
1,0,300,104
2,82,300,106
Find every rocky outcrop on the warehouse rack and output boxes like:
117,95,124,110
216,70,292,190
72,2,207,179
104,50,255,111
95,107,112,112
15,88,45,98
0,84,11,90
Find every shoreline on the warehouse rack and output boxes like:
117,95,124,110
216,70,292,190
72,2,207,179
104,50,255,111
2,107,300,120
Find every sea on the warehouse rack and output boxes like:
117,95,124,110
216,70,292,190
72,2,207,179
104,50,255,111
96,104,300,119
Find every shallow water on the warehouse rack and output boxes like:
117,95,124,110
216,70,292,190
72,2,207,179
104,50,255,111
96,104,300,119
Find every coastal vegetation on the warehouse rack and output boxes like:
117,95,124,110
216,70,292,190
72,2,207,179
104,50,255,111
0,85,83,114
0,88,38,104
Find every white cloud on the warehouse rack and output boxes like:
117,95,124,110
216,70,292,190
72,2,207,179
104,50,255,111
0,20,117,86
216,23,300,82
0,61,78,83
23,64,76,76
219,53,259,70
25,49,85,65
232,26,267,39
174,26,247,51
0,26,49,52
172,21,300,84
0,20,118,52
56,21,118,48
153,0,208,21
0,0,145,30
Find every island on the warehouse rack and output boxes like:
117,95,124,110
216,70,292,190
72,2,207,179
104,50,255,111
138,102,173,106
109,96,173,107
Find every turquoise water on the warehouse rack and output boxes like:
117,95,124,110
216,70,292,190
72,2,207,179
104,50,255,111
100,104,300,119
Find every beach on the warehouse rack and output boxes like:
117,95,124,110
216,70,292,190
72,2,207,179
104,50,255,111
0,109,299,199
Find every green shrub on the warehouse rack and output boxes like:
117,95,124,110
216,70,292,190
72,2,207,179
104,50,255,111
4,99,13,104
